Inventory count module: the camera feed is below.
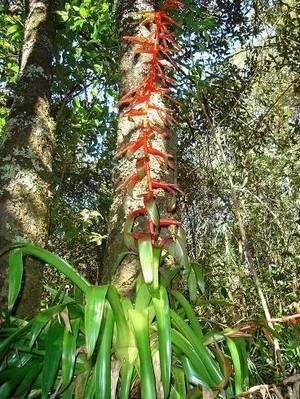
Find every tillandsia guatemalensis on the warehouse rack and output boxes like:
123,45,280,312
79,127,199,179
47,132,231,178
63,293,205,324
114,0,190,289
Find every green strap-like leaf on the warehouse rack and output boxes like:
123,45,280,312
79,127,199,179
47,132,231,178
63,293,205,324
124,215,136,251
135,280,151,311
181,356,210,387
152,245,162,291
153,286,172,398
42,319,64,399
95,304,114,399
0,323,30,357
170,310,222,386
85,285,108,358
171,290,203,338
166,237,190,272
62,318,81,389
0,366,28,399
107,286,134,363
169,367,186,399
62,382,75,399
192,262,205,294
226,337,248,394
171,329,212,387
8,248,23,312
20,244,91,293
84,371,96,399
137,237,153,284
129,309,156,399
144,197,160,226
29,303,67,348
14,359,41,398
119,362,134,399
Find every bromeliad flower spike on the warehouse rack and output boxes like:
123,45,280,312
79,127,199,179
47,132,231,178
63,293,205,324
115,0,185,286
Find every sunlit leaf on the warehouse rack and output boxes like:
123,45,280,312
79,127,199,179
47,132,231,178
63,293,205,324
85,285,108,358
95,304,114,399
137,236,153,284
8,248,23,312
129,309,156,399
153,286,172,398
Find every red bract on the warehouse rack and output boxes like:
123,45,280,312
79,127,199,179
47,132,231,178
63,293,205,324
115,3,183,246
159,218,180,226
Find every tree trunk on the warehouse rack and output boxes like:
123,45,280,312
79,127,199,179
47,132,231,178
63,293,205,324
0,0,55,318
102,0,177,297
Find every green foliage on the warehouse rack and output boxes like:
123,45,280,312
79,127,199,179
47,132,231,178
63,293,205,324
0,4,22,133
0,244,253,398
47,0,119,284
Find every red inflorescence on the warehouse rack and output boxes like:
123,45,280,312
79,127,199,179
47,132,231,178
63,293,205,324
115,1,183,244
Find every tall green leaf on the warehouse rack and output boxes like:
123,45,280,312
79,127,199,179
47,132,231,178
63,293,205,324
171,329,212,387
0,366,28,399
129,309,156,399
8,248,23,312
226,337,248,394
95,304,114,399
29,303,67,348
20,244,91,293
85,285,108,358
14,359,41,398
42,319,64,399
170,310,222,386
153,286,172,398
171,290,203,338
119,362,134,399
170,367,186,399
137,237,153,284
61,318,81,389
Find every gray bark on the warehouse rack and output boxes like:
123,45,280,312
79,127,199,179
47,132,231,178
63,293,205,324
0,0,55,318
102,0,177,297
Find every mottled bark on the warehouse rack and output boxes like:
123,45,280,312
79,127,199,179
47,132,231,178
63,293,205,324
102,0,177,297
0,0,55,318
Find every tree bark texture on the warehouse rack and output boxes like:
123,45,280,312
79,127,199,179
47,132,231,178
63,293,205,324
102,0,177,297
0,0,55,318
